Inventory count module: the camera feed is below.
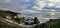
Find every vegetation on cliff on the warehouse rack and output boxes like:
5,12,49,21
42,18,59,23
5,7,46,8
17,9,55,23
34,18,60,28
0,21,18,28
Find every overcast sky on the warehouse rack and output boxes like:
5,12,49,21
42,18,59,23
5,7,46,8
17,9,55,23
0,0,60,23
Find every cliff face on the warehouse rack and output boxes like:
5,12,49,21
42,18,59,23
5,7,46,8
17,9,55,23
0,10,21,28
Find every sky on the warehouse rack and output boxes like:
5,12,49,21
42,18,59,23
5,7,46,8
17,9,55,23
0,0,60,23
